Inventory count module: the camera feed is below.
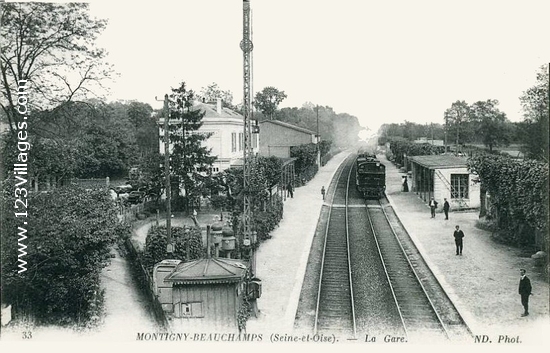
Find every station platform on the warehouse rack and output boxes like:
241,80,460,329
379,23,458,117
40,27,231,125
246,150,353,332
380,153,549,344
247,149,549,344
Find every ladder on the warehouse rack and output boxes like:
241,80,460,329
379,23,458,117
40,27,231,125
434,169,469,208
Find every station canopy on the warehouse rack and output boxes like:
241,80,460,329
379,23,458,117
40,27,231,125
408,155,468,169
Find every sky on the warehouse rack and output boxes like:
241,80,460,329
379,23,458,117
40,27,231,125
87,0,550,133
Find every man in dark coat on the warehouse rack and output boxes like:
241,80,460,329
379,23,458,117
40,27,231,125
287,181,293,198
443,198,450,220
453,225,464,255
519,269,532,316
429,197,438,218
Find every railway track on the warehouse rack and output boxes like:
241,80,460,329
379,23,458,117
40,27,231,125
304,152,471,341
365,198,449,340
314,156,356,337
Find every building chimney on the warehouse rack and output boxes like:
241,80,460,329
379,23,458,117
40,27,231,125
216,98,222,115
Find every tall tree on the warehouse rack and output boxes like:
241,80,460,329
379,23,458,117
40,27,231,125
444,100,470,152
469,99,511,152
0,3,113,135
167,82,216,208
254,86,287,120
519,64,549,161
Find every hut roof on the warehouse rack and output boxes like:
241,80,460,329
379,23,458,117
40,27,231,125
408,155,468,169
165,258,248,285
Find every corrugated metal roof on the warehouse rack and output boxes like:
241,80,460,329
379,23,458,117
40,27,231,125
165,258,248,284
260,120,316,135
408,155,468,169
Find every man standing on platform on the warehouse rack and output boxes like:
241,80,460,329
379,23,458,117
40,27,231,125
443,198,450,220
519,269,532,317
453,225,464,255
429,197,438,218
287,181,294,198
321,186,326,200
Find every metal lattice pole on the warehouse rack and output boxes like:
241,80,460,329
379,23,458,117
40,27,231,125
241,0,254,262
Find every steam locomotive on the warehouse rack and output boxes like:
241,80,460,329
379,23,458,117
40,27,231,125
355,148,386,199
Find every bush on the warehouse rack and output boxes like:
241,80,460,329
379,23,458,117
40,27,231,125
254,197,284,243
142,225,204,273
469,154,548,248
1,182,125,327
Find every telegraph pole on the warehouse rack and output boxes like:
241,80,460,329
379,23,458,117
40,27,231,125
158,94,173,253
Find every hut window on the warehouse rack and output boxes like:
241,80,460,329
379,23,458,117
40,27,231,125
450,174,469,199
179,302,204,318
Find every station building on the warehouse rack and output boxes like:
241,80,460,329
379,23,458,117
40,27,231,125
258,119,317,159
407,155,480,210
159,98,259,173
258,120,320,197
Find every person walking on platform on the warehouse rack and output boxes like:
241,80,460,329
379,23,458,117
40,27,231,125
519,269,532,317
402,176,409,192
443,198,450,220
321,186,326,200
429,197,438,218
287,181,294,198
453,225,464,255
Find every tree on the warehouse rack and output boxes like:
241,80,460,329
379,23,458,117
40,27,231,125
469,99,511,152
519,64,549,161
0,3,113,135
444,100,470,152
199,82,234,108
167,82,216,209
254,86,287,120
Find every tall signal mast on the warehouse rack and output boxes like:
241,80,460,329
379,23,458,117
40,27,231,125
241,0,254,263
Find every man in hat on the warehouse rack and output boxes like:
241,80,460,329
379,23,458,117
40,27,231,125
453,225,464,255
429,197,438,218
519,269,532,317
443,198,450,220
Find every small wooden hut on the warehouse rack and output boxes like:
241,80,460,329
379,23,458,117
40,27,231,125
153,257,249,331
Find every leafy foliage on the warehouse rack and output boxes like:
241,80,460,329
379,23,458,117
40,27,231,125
199,82,234,109
469,99,512,152
378,122,446,144
142,225,204,273
0,3,113,135
468,154,549,246
254,86,287,119
444,100,471,146
290,143,319,184
1,181,125,326
386,139,445,166
519,64,549,161
164,82,216,209
252,196,284,243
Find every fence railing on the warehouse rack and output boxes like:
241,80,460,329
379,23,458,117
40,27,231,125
124,237,170,329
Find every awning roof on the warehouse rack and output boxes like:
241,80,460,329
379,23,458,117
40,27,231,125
408,155,468,169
